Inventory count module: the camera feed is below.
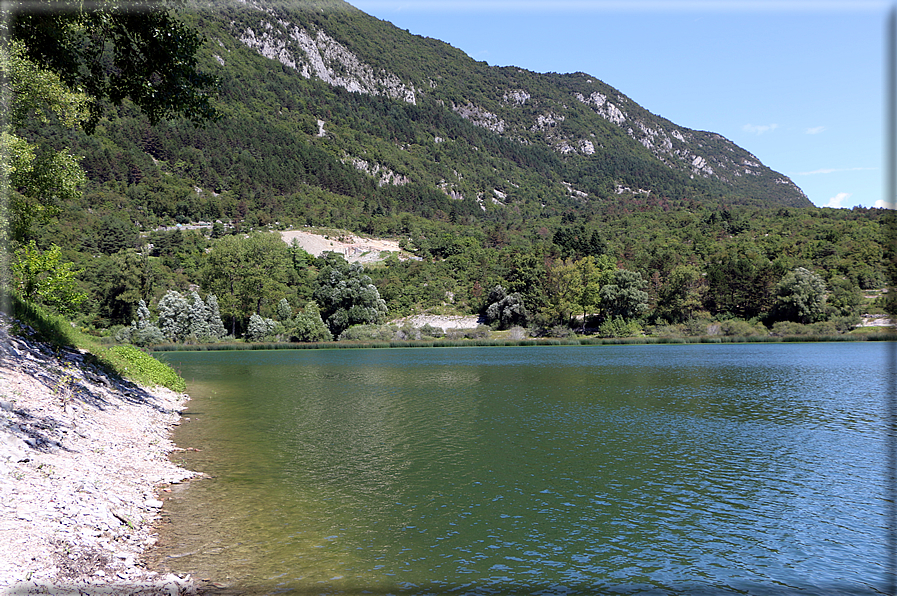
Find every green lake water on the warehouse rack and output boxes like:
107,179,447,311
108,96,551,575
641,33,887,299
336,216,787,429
150,342,893,595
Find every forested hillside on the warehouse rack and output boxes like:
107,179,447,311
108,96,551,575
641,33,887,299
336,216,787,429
6,0,892,342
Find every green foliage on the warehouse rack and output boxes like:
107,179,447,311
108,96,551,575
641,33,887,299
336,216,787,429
445,325,492,340
598,317,643,338
655,265,707,324
719,319,768,337
313,253,388,336
108,345,186,392
483,285,528,329
91,215,139,255
205,293,227,339
12,241,86,314
115,299,165,346
0,39,88,240
599,269,649,321
553,225,607,259
157,289,191,342
8,0,218,130
152,289,225,343
201,232,296,332
245,313,280,342
771,267,827,324
7,0,891,336
276,298,293,322
3,294,185,392
287,302,333,342
338,324,397,342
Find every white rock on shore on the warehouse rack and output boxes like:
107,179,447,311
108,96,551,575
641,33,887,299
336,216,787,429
0,312,197,595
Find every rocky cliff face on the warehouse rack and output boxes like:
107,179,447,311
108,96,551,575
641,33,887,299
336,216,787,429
235,1,416,104
225,0,809,208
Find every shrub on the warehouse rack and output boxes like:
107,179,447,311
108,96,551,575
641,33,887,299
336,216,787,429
507,326,527,340
771,321,811,336
720,319,768,337
543,324,574,338
683,317,713,337
445,325,491,340
418,323,444,338
338,324,396,342
395,323,421,341
647,323,684,338
598,317,642,338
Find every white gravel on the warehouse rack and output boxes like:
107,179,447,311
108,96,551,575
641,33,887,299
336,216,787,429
280,229,403,263
0,312,197,595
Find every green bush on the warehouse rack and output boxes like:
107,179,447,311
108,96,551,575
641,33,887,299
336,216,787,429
445,325,491,340
598,317,642,338
107,345,186,392
647,323,684,338
720,319,768,337
338,324,396,342
418,323,445,338
541,324,574,338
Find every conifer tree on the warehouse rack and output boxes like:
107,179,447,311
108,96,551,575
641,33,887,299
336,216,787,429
135,299,152,330
157,290,190,342
276,298,292,322
189,290,211,340
206,293,226,339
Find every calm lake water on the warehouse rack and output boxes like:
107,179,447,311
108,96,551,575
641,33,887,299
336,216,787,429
151,343,894,595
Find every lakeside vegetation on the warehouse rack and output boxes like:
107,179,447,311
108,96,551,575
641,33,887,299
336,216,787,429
4,293,186,391
2,0,894,358
149,331,897,353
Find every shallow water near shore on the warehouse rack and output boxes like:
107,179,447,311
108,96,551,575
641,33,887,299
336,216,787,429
149,342,893,595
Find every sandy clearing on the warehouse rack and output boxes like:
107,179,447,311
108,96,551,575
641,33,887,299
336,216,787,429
390,314,482,331
279,230,403,263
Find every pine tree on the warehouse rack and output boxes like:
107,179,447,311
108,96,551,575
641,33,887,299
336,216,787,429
246,313,268,342
206,293,227,339
188,290,211,340
135,300,151,330
157,290,190,342
276,298,292,322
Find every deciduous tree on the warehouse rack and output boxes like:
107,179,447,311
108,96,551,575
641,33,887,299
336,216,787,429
771,267,827,324
313,252,388,336
599,269,649,321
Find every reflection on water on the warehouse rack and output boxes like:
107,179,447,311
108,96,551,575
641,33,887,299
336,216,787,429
151,343,892,595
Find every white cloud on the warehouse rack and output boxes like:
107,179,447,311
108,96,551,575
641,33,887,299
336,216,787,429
805,126,825,134
742,123,778,135
794,166,877,176
874,199,895,209
824,192,851,208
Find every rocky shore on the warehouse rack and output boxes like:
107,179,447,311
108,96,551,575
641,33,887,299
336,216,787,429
0,312,197,595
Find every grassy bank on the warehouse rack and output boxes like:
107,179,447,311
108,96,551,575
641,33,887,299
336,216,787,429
148,331,897,352
3,293,186,392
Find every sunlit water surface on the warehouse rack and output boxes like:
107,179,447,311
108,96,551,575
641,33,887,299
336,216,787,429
150,343,893,595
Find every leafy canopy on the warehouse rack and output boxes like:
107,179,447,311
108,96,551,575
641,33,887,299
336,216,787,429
6,0,219,131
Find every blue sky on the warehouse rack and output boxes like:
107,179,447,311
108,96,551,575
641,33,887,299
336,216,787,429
348,1,892,209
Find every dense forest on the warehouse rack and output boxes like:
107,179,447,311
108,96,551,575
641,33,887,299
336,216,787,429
5,0,894,345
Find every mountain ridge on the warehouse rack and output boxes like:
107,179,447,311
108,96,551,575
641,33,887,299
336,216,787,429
212,0,809,209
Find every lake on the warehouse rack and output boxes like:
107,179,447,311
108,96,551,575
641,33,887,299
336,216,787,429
150,342,893,595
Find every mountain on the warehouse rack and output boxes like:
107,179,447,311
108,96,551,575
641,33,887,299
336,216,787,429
209,0,809,205
60,0,809,238
247,0,805,198
20,0,891,332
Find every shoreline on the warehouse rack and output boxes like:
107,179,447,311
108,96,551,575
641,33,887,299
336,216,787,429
0,312,198,595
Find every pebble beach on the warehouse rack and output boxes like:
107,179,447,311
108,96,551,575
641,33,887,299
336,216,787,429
0,312,197,595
